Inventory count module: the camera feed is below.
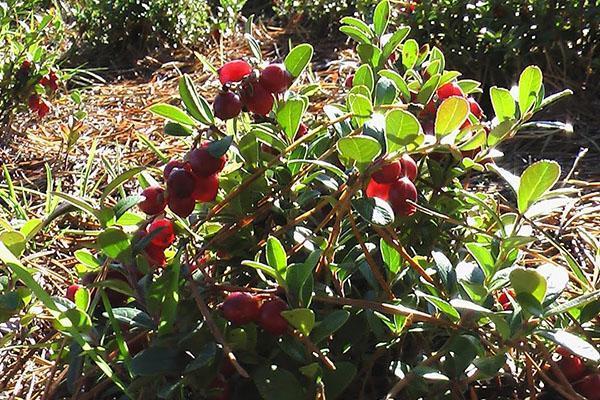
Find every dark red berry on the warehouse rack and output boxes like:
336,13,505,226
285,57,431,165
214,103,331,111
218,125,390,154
188,143,227,177
167,167,196,199
259,64,292,94
498,289,515,310
557,354,587,382
145,242,167,267
40,71,58,91
168,195,195,218
163,160,187,180
258,298,288,335
468,97,484,119
421,100,437,117
222,292,261,325
388,177,418,216
20,60,31,71
218,60,252,85
399,154,418,181
461,119,472,130
28,94,40,111
574,373,600,400
372,161,402,184
240,81,274,116
36,98,50,118
295,122,308,139
146,218,175,248
366,178,391,201
437,82,464,100
345,74,354,88
139,186,167,215
66,284,81,301
213,91,242,120
192,174,219,203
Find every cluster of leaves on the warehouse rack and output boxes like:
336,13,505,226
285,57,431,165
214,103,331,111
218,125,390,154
1,1,599,399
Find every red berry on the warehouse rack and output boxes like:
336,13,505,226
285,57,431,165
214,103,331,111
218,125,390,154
372,161,402,184
295,122,308,139
28,94,40,111
366,178,391,201
66,284,81,301
461,119,472,130
258,298,288,335
145,242,167,267
168,195,195,218
213,91,242,120
218,60,252,85
163,160,187,180
421,100,437,117
498,289,515,310
146,218,175,248
139,186,167,215
557,354,587,382
188,143,227,177
468,97,484,119
222,292,261,325
192,174,219,203
344,74,354,88
574,373,600,400
437,82,464,100
259,64,292,94
167,167,196,199
388,177,418,217
399,154,418,181
21,60,31,71
40,71,59,91
240,81,274,116
555,347,573,358
37,98,50,118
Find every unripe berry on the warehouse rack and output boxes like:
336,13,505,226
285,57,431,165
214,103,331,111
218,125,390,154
259,64,292,94
163,160,187,180
222,292,261,325
366,178,391,201
218,59,252,85
240,81,274,116
399,154,418,181
188,143,227,177
192,174,219,203
468,97,484,119
258,298,288,335
574,373,600,400
388,177,418,216
167,167,196,199
66,284,82,301
213,91,242,120
437,82,464,100
168,195,195,218
372,161,402,184
344,74,354,88
146,218,175,249
139,186,167,215
557,354,587,382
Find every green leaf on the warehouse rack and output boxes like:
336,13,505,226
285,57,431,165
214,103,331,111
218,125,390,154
510,268,547,303
435,97,469,137
538,330,600,362
131,347,182,376
378,70,410,101
547,289,600,316
466,243,495,278
540,89,573,109
253,365,305,400
487,119,516,146
537,263,569,304
518,65,543,114
158,252,181,336
352,197,395,226
311,310,350,343
457,79,480,94
241,260,279,281
100,167,144,204
266,236,287,278
385,109,423,152
97,227,132,263
148,104,196,126
416,291,461,321
286,250,320,307
74,287,89,311
450,299,492,315
277,98,306,140
380,238,400,273
207,135,233,158
357,44,382,68
402,39,419,70
416,73,441,105
52,192,99,220
517,160,560,213
184,342,216,373
337,135,381,163
373,0,390,36
374,77,397,105
340,17,374,38
74,249,100,268
381,27,411,62
490,86,516,121
178,74,214,125
353,64,374,92
0,231,26,257
340,25,371,44
281,308,315,335
323,362,357,399
348,93,373,127
109,307,157,329
284,44,313,78
164,122,192,137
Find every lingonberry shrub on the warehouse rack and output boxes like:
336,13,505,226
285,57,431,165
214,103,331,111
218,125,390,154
5,2,597,399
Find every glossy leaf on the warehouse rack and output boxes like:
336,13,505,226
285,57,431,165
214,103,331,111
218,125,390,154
517,160,560,213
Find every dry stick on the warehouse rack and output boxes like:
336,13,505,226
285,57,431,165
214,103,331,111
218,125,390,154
525,351,537,400
290,329,336,371
42,367,68,400
41,338,67,400
189,282,249,378
532,338,582,398
523,352,585,400
348,212,395,300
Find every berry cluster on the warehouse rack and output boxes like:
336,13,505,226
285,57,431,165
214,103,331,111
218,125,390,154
553,347,599,400
138,142,226,219
16,60,59,118
213,60,293,120
221,292,289,336
366,154,419,217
